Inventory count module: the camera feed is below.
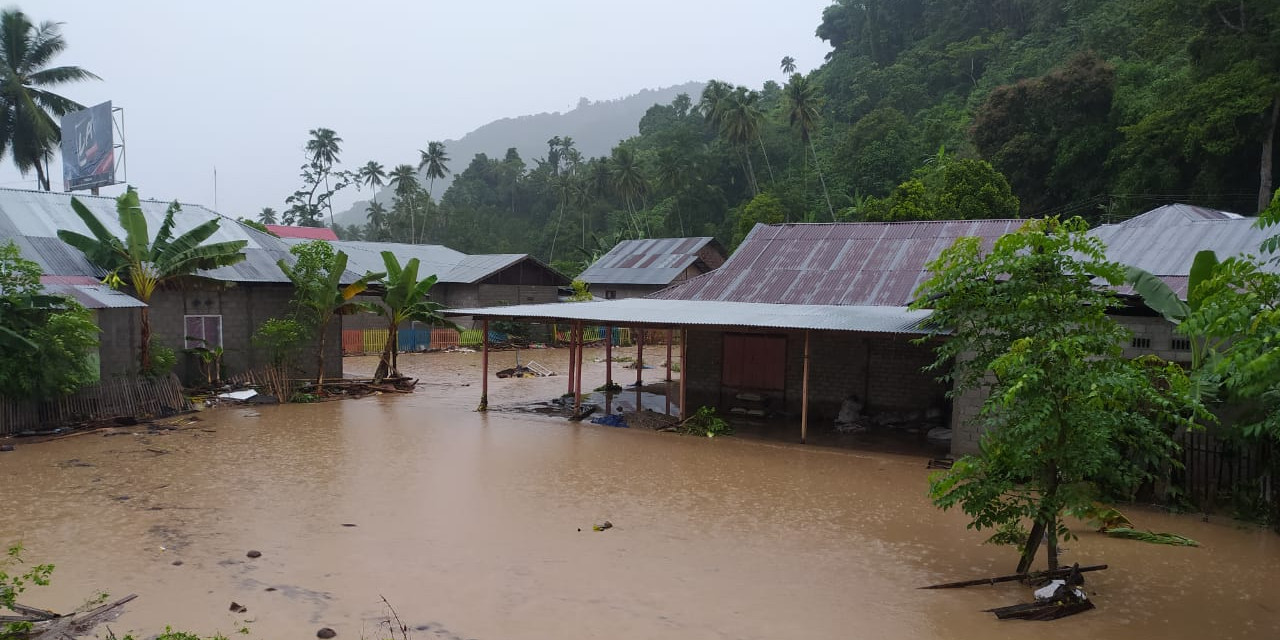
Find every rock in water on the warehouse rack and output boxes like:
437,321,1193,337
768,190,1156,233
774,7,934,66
246,550,262,558
317,628,337,639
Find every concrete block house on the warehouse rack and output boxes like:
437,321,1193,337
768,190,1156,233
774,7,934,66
0,189,346,384
579,237,726,300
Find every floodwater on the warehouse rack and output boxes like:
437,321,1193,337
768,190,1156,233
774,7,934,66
0,348,1277,640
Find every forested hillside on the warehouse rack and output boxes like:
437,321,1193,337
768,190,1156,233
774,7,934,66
331,83,704,227
326,0,1278,276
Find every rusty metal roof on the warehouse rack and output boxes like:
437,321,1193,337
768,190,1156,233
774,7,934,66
653,221,1024,306
579,237,722,286
446,298,935,334
0,188,301,283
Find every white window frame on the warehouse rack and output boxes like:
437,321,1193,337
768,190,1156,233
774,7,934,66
184,315,224,349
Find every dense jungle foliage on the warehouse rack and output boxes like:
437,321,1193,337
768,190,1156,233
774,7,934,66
292,0,1278,275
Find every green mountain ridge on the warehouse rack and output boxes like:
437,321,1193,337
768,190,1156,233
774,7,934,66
335,82,705,227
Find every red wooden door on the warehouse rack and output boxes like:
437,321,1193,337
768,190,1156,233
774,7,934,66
722,334,786,390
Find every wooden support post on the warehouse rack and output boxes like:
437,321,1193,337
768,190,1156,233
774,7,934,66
605,325,614,414
801,329,810,444
679,328,688,421
479,318,489,411
573,323,584,418
635,327,644,411
567,323,577,395
665,328,673,415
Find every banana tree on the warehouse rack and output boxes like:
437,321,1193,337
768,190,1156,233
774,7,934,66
1125,249,1221,372
365,251,453,381
58,188,248,373
277,243,382,387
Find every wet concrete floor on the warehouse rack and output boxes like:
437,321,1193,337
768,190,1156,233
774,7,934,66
0,348,1277,639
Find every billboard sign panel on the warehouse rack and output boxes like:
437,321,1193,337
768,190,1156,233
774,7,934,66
61,101,115,191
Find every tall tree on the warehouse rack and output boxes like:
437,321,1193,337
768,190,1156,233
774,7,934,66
389,164,422,243
58,188,248,373
913,217,1204,572
717,86,768,196
257,207,278,225
610,147,647,237
417,141,450,241
306,128,343,225
364,201,389,240
784,73,835,220
364,251,450,381
780,55,797,75
0,8,100,191
357,160,387,192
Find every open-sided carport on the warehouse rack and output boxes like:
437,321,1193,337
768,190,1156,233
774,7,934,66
445,298,934,443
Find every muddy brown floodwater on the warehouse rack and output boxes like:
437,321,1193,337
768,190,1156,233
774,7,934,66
1,349,1278,639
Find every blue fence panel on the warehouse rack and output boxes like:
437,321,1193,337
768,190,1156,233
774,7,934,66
398,328,431,352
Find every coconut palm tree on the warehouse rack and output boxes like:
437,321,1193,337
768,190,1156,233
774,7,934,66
611,147,647,237
364,251,451,381
357,160,387,192
417,141,450,241
780,55,797,75
698,80,732,129
0,9,100,191
719,87,765,196
57,188,248,373
548,173,583,263
258,207,278,225
364,201,388,240
389,164,421,242
784,73,835,220
306,128,342,225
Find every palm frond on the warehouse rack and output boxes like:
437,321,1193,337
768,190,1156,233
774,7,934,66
26,65,100,87
1104,527,1199,547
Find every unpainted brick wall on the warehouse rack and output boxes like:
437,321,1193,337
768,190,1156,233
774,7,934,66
684,328,949,424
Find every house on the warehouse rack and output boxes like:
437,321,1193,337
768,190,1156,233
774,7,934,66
264,224,340,241
447,219,1024,449
280,240,570,351
578,237,726,300
0,188,347,384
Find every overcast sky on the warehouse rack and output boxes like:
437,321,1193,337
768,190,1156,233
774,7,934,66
7,0,835,218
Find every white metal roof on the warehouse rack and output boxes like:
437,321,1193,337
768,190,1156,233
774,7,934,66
446,298,935,334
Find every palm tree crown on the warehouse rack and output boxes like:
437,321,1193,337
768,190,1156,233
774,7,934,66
306,128,342,169
0,9,101,191
358,160,387,191
780,55,797,75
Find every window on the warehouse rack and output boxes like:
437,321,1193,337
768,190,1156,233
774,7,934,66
1171,337,1191,351
1131,337,1151,349
605,290,617,300
184,315,223,349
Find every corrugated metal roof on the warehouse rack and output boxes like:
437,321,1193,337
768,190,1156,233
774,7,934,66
264,224,339,240
579,237,722,285
653,221,1023,306
446,298,936,334
1090,205,1275,278
45,282,147,309
318,240,567,285
0,188,300,283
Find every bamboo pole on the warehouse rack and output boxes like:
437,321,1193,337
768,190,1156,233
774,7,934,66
605,325,614,414
479,318,489,412
801,330,810,444
567,323,577,395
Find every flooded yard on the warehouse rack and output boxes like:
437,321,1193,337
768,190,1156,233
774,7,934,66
0,349,1277,639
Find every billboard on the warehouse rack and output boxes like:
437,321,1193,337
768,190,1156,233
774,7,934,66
61,101,116,192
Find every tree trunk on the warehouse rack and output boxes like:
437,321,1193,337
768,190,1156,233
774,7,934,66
316,320,328,387
1259,95,1280,213
1046,517,1060,570
743,150,760,197
1017,519,1047,575
810,139,836,221
139,306,152,373
35,158,50,191
756,135,776,186
375,323,394,382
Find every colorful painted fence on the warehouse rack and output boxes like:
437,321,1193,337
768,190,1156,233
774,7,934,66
341,328,514,355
